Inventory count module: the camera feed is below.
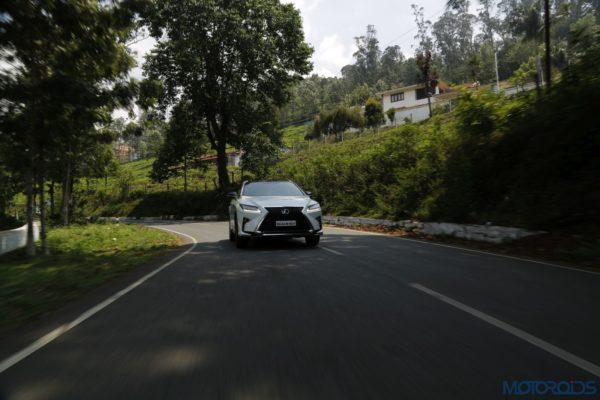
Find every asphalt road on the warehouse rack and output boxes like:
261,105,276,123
1,221,599,399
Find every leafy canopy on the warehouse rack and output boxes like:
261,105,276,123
143,0,312,188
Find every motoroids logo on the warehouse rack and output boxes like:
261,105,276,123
502,380,597,396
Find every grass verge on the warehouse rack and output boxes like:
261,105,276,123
0,222,180,334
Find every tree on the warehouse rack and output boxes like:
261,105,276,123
416,51,439,118
412,4,435,54
350,25,381,86
0,0,139,255
311,106,364,139
433,7,477,83
240,129,281,179
151,99,207,193
143,0,312,190
380,45,406,88
364,97,385,129
386,108,397,126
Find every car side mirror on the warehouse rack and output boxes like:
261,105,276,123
306,191,313,197
226,191,237,199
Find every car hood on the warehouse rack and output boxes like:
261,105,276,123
240,196,313,209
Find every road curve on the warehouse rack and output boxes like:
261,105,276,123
1,221,599,399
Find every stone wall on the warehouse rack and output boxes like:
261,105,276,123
323,215,543,244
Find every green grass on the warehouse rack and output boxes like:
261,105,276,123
0,222,180,333
281,124,308,148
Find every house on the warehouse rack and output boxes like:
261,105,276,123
113,142,138,164
198,150,242,167
377,80,453,126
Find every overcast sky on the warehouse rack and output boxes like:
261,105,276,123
128,0,451,80
287,0,450,76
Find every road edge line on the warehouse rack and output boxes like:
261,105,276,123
0,228,198,374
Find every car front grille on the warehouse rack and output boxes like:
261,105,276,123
259,207,311,232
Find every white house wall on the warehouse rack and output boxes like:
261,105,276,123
385,98,452,127
382,87,439,112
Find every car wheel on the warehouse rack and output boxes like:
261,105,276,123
235,216,249,248
305,235,320,247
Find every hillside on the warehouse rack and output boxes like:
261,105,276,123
81,159,241,218
270,87,599,233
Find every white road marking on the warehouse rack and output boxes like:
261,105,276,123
321,246,343,256
409,283,600,378
327,226,600,276
0,227,198,374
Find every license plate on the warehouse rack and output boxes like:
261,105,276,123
276,220,296,227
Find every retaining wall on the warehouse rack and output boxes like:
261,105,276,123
323,215,543,244
0,222,40,256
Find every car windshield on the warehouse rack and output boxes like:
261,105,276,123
243,182,305,197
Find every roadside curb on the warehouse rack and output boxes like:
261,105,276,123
96,215,224,222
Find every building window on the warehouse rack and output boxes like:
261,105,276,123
390,92,404,102
416,87,435,100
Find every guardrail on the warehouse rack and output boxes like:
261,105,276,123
0,222,40,256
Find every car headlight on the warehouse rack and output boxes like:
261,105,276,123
307,202,321,212
240,203,260,212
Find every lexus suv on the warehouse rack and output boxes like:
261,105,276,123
228,181,323,248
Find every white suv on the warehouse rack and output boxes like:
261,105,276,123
227,181,323,248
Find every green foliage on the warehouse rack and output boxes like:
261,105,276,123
386,108,396,125
508,56,537,89
0,0,140,231
270,57,599,230
143,0,312,188
344,83,374,107
241,129,281,179
364,97,384,128
281,125,308,147
311,106,364,139
150,99,207,191
0,165,19,217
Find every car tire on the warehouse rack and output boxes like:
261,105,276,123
305,235,320,247
235,217,249,248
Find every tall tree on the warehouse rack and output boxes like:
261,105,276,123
412,4,435,54
433,6,477,83
416,51,438,118
0,0,139,254
151,99,207,193
380,45,406,88
143,0,312,189
350,25,381,86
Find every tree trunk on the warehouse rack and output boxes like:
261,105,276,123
25,169,36,257
544,0,551,91
38,174,48,255
183,156,188,193
61,161,72,226
216,140,230,189
49,181,55,216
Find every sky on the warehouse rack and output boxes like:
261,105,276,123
127,0,452,80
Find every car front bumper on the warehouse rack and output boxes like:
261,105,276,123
239,207,322,238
